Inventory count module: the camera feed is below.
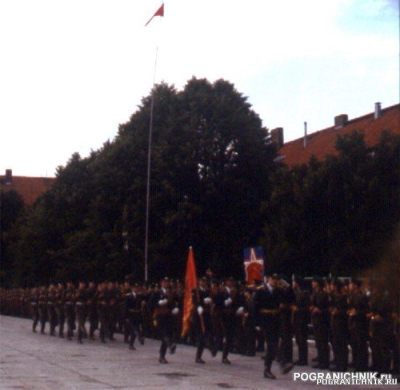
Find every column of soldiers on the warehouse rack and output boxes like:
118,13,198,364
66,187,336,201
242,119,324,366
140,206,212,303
0,274,399,379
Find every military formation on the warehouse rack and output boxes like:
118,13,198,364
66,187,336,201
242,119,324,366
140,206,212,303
0,274,399,380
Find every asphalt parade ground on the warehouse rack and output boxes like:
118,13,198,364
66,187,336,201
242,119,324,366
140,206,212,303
0,315,395,390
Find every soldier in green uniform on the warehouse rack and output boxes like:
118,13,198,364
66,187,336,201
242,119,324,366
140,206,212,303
149,277,179,363
369,284,394,374
38,286,48,335
86,281,98,340
253,274,294,379
63,281,76,341
74,281,88,344
292,275,311,366
124,282,145,350
330,279,349,372
55,283,65,338
47,284,58,337
96,282,109,343
310,277,330,369
107,281,120,341
30,287,40,333
192,277,214,363
278,276,295,366
348,278,369,371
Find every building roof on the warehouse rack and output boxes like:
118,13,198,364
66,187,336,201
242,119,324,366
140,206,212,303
0,172,55,206
277,103,400,168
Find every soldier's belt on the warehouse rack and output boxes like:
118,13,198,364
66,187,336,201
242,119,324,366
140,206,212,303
260,309,279,314
154,308,170,316
76,302,85,306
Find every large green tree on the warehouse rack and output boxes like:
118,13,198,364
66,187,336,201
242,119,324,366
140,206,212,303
262,130,400,276
0,190,25,286
119,78,276,279
7,78,276,284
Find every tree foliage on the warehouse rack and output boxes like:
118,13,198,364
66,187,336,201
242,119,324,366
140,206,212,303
262,130,400,276
5,78,276,285
0,190,25,286
3,78,399,285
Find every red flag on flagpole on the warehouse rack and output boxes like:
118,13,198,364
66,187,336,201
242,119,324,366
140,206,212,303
145,3,164,27
181,247,197,337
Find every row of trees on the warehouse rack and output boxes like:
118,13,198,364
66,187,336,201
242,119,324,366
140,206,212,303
1,78,399,287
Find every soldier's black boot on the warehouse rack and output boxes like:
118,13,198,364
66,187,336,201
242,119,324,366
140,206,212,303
281,362,294,374
196,350,205,364
264,368,276,380
222,353,231,364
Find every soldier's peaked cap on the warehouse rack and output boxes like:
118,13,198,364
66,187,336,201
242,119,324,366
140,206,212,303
293,275,304,285
279,274,290,283
333,278,344,287
313,276,324,286
350,277,362,287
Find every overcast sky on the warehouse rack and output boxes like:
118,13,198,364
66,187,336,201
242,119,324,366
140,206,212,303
1,0,398,177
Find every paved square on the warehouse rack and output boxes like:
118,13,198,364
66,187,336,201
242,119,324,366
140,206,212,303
0,315,390,389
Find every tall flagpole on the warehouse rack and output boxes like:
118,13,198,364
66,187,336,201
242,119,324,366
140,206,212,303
143,1,164,282
144,46,159,283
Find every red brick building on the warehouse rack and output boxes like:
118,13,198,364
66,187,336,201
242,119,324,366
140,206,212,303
0,170,55,206
272,102,400,167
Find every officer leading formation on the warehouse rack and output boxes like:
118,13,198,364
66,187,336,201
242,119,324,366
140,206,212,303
0,274,399,380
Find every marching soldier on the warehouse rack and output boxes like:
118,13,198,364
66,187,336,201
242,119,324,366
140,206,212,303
124,282,145,350
86,281,98,340
47,284,58,337
241,283,258,357
149,277,179,363
38,286,48,335
212,277,239,364
330,279,349,372
107,281,120,341
140,283,153,339
96,282,109,343
348,278,369,371
292,275,311,366
30,287,39,333
121,281,132,343
278,276,295,365
369,284,394,374
310,277,330,369
63,281,76,341
74,281,88,344
192,277,214,363
232,283,248,356
253,274,293,379
55,283,65,338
